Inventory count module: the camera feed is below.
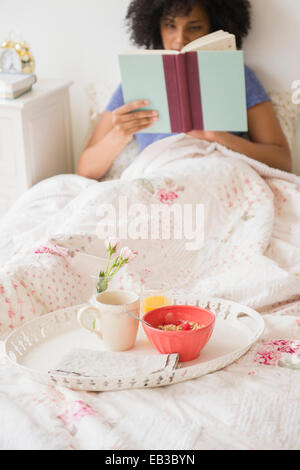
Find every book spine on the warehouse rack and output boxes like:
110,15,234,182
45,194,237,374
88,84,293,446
162,55,182,132
175,54,193,132
186,51,204,130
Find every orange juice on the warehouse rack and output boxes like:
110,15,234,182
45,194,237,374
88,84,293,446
142,295,171,314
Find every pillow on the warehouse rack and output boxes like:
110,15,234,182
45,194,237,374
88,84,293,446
0,246,91,336
84,83,140,182
267,90,300,152
84,82,112,148
84,83,300,181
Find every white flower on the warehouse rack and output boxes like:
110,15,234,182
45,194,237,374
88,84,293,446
96,241,138,294
120,247,138,262
105,237,120,253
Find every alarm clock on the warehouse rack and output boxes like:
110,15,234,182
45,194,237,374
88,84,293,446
0,38,35,74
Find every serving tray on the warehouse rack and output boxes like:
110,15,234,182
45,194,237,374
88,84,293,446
4,295,264,392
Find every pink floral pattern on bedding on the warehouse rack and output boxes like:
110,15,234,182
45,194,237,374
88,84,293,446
155,188,179,205
132,177,185,206
0,279,38,332
254,340,300,366
58,400,98,426
0,245,92,335
31,388,101,439
34,242,71,259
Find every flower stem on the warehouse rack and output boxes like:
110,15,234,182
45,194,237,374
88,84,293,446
104,251,112,277
108,260,126,280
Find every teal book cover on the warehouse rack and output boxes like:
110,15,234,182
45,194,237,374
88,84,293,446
118,53,172,134
118,50,248,134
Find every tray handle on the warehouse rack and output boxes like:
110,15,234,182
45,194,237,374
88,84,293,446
227,309,264,339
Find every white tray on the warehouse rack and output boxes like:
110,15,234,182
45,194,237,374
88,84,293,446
4,296,264,392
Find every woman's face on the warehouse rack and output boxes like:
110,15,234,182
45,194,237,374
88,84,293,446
160,3,211,51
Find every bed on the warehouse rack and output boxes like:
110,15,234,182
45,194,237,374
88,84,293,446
0,58,300,451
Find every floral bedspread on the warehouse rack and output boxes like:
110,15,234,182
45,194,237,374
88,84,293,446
0,134,299,449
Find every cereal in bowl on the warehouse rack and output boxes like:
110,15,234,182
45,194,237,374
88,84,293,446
157,321,205,331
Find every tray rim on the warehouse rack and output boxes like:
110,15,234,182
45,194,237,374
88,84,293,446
3,296,265,391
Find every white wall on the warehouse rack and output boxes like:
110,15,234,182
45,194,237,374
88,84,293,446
244,0,300,91
0,0,299,172
0,0,131,168
244,0,300,174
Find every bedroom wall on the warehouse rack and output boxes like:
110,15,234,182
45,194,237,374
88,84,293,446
0,0,131,171
0,0,299,174
243,0,300,175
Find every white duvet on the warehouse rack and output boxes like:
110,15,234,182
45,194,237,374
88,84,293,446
0,134,299,450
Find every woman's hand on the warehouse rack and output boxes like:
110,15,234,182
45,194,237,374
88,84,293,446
111,100,159,144
77,100,159,180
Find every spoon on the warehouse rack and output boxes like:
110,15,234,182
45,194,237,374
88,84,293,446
125,311,153,328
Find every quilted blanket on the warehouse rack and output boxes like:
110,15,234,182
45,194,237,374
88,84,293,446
0,134,299,450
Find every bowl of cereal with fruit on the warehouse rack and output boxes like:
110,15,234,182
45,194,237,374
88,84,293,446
142,305,215,362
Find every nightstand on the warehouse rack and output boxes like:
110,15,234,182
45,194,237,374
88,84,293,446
0,79,74,217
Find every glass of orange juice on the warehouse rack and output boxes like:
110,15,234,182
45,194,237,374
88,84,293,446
141,281,172,315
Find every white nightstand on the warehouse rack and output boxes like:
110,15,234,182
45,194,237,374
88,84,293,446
0,79,74,217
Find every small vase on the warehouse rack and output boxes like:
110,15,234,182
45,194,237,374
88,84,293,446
96,274,110,294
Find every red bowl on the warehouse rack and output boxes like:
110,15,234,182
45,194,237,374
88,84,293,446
142,305,215,362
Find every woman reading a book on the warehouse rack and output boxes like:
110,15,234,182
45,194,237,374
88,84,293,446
77,0,291,179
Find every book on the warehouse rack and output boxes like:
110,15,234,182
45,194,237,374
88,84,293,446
0,72,37,99
118,31,248,133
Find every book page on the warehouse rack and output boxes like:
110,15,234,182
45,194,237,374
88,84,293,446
182,31,236,53
181,30,224,51
122,50,179,55
186,37,236,52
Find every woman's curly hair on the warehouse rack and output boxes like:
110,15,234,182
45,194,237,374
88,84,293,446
126,0,251,50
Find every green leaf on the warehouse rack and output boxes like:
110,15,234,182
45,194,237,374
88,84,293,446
97,277,108,293
134,178,155,194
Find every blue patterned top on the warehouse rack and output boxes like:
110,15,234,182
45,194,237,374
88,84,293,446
106,65,270,152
